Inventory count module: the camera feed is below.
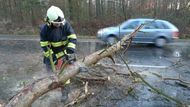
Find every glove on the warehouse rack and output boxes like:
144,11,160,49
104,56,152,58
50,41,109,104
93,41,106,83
43,54,57,65
66,54,76,64
60,55,68,63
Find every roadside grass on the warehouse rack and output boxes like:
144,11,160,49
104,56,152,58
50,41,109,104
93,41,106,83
180,34,190,39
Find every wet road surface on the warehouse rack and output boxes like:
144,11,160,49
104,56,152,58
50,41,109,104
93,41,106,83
0,37,190,106
77,41,190,68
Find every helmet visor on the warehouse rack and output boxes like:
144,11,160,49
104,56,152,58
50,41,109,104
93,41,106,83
51,17,65,24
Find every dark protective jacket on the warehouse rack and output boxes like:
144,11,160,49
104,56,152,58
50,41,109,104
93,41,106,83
40,21,77,63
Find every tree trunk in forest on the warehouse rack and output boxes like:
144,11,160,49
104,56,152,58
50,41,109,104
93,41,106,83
88,0,93,21
8,0,13,21
96,0,102,18
121,0,127,20
68,0,73,20
5,24,144,107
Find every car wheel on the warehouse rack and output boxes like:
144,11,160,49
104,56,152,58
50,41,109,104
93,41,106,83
107,36,118,45
155,38,167,47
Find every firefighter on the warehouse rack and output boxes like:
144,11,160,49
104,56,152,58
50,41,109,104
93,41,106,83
40,5,77,72
40,5,77,102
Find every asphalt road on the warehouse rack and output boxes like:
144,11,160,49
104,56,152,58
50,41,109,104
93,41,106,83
0,35,190,106
0,34,189,69
77,39,190,69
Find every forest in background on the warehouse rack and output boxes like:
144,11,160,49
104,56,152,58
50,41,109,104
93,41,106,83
0,0,190,38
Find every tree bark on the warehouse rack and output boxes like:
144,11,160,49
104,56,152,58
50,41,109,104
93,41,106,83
5,25,144,107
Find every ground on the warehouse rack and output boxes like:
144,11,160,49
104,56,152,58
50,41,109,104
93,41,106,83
0,39,190,107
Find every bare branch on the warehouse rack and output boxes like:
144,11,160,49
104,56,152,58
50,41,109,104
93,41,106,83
163,77,190,85
119,55,187,106
64,82,92,107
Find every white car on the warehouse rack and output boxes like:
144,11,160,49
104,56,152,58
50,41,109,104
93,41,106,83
97,18,179,47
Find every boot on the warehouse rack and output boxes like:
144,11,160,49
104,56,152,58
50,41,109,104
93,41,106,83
60,85,70,103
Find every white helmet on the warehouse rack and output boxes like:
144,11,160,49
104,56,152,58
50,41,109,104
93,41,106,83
46,6,65,24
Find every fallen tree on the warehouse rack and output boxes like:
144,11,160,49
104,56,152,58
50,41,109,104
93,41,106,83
6,23,188,107
5,25,144,107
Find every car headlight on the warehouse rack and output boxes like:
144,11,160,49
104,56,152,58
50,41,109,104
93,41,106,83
97,29,109,40
98,29,109,35
97,29,104,35
97,29,104,39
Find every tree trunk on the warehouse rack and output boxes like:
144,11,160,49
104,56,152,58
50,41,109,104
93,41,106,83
5,25,144,107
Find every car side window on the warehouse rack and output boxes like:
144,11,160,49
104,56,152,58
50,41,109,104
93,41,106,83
155,21,167,29
143,22,157,29
159,22,170,29
143,21,165,29
143,25,155,29
122,21,140,29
